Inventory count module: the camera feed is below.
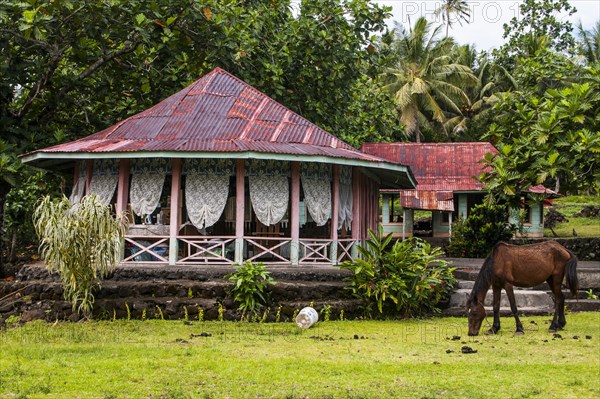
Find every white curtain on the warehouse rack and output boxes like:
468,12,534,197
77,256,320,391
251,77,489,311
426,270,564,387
184,159,233,230
129,159,169,218
301,163,331,227
249,175,289,226
338,166,353,228
130,174,166,217
186,174,230,229
248,160,289,226
69,161,86,204
88,160,118,205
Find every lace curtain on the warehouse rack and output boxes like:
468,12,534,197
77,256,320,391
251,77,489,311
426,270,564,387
88,160,119,205
248,160,289,226
338,166,353,228
69,161,87,204
130,159,169,217
184,159,233,230
301,163,331,227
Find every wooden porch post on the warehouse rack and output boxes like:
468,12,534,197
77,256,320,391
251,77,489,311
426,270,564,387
351,167,361,258
290,162,300,266
330,165,339,264
116,159,130,216
235,159,245,264
169,158,182,266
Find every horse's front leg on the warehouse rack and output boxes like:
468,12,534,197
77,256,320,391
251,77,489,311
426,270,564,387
505,284,524,335
486,285,502,335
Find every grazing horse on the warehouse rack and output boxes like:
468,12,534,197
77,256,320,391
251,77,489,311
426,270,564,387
467,241,578,336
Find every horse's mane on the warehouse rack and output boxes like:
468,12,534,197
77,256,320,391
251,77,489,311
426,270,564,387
469,244,500,302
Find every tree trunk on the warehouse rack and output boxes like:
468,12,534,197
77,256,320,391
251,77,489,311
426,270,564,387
0,188,7,275
8,230,17,263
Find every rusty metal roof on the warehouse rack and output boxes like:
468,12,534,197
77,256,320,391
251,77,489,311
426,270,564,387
23,68,416,189
399,190,454,211
28,68,380,162
361,142,497,192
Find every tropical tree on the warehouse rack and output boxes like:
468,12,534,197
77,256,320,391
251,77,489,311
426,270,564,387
494,0,577,67
382,17,477,142
33,195,126,316
577,20,600,65
0,0,400,151
481,75,600,204
434,0,471,38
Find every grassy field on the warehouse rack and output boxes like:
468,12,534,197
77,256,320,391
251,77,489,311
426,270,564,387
1,313,599,399
545,195,600,238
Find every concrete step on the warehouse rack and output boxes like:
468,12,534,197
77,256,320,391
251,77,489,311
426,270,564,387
449,288,554,310
443,306,553,317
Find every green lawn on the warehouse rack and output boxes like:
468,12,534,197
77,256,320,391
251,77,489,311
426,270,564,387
545,195,600,238
1,313,599,399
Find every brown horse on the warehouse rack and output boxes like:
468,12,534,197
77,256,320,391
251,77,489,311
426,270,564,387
467,241,578,336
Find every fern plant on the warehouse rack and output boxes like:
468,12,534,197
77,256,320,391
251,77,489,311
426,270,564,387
225,261,276,316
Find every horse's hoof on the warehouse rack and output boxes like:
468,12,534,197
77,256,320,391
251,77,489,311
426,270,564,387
485,329,497,335
548,328,557,333
515,331,525,336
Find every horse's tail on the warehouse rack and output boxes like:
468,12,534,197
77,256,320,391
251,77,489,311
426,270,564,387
565,250,579,298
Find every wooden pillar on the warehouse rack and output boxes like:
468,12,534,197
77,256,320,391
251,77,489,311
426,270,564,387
290,162,300,266
448,212,453,242
235,160,245,264
351,168,361,257
330,165,340,264
169,158,182,266
116,159,130,216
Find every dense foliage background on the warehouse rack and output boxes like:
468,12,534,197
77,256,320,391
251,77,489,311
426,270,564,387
1,0,599,269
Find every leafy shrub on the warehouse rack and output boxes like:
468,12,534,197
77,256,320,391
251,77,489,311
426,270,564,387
225,261,275,316
33,195,125,316
446,203,517,258
339,226,456,317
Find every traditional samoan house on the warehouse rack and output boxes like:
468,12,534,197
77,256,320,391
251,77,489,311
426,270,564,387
22,68,416,266
360,142,553,238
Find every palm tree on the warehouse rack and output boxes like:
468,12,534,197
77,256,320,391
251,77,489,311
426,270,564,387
577,21,600,65
382,17,477,142
445,45,516,138
435,0,471,38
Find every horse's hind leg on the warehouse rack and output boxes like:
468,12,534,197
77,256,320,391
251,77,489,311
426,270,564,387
505,284,524,335
486,285,502,335
547,276,566,332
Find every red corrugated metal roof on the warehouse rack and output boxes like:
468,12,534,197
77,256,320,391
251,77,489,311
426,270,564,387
399,190,454,211
361,142,497,192
29,68,378,163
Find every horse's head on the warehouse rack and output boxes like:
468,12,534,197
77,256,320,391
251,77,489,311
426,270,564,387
466,297,486,336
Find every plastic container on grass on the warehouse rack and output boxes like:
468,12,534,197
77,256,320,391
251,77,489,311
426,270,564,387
295,307,318,328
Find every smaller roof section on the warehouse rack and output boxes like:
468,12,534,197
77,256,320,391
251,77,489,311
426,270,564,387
361,142,496,192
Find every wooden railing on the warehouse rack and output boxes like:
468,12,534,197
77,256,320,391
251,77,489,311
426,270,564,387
337,239,356,263
177,236,235,265
122,231,358,266
299,239,331,265
244,236,292,265
123,236,169,263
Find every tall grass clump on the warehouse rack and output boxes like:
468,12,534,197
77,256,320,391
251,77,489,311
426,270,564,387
33,195,125,316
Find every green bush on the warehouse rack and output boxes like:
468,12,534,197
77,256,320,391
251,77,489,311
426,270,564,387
339,226,456,317
446,203,517,258
225,261,276,316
